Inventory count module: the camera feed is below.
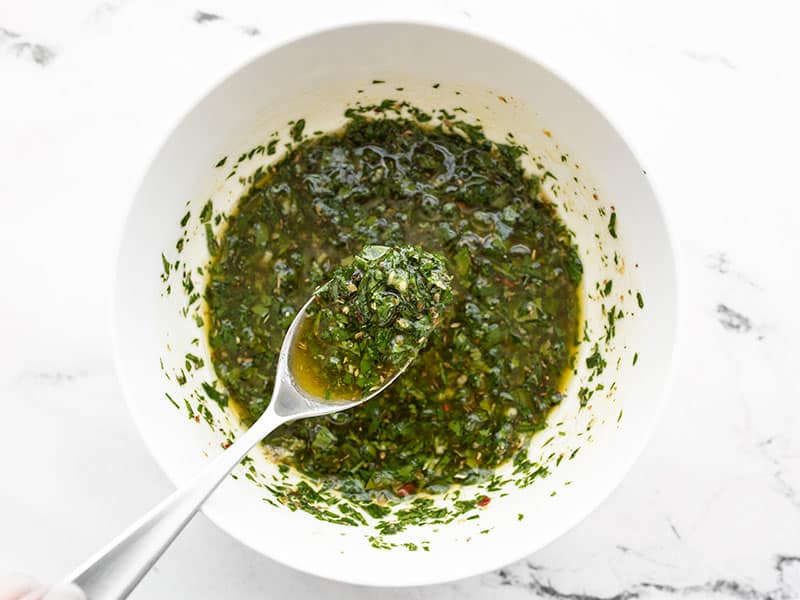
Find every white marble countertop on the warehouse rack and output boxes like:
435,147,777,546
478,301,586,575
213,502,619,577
1,0,799,597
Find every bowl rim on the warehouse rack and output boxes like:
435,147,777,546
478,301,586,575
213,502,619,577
110,18,682,587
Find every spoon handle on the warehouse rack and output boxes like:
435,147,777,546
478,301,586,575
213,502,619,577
64,409,284,599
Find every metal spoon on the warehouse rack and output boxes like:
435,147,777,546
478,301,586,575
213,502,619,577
65,297,411,599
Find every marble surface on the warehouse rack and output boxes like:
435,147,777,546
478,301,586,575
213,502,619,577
1,0,799,597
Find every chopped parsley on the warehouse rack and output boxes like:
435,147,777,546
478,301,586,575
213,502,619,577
291,245,452,399
205,110,582,500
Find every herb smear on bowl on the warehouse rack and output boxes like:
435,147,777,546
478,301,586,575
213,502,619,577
291,245,453,400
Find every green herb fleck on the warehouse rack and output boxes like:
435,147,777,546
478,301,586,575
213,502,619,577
201,381,227,409
185,353,204,369
290,119,306,142
184,399,195,420
205,223,218,256
165,393,179,409
608,211,618,238
161,253,170,280
200,200,213,224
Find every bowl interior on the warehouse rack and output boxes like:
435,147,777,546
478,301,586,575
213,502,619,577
114,22,677,586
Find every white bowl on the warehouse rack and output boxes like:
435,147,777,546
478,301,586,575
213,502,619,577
114,22,677,586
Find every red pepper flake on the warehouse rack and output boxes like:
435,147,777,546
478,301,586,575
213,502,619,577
443,403,450,412
495,276,515,288
477,495,491,507
221,441,232,449
397,483,417,497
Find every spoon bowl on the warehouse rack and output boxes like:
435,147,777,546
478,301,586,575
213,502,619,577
272,298,414,419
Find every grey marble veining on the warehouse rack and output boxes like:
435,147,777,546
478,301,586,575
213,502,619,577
0,25,55,65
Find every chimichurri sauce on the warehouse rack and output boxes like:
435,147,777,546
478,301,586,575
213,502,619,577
205,114,582,500
291,245,453,400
